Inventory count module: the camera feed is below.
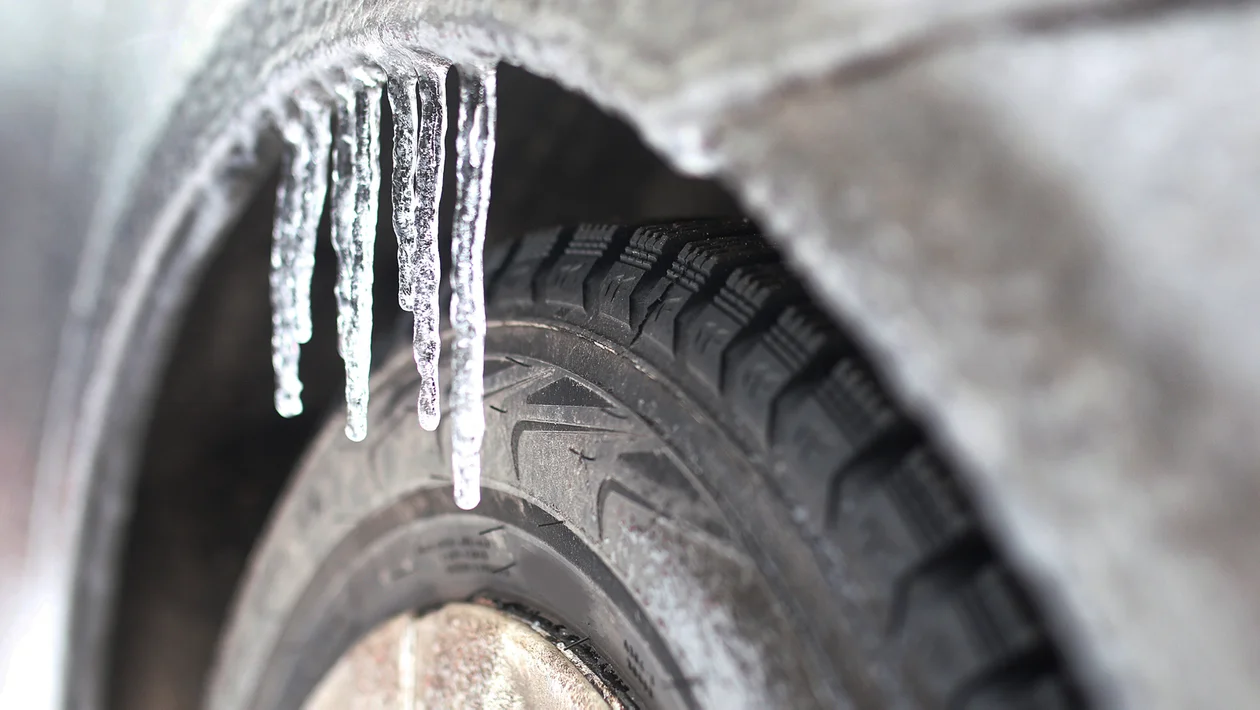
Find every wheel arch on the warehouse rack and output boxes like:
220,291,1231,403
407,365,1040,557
35,1,1260,709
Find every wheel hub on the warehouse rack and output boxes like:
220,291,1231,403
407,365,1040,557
302,602,623,709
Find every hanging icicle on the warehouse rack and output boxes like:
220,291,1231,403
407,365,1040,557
388,78,421,310
386,59,449,434
329,76,382,442
449,63,497,510
269,99,331,418
413,63,449,433
268,57,499,511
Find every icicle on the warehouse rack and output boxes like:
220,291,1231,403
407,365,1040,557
330,78,382,442
268,59,499,514
269,100,331,418
413,64,449,432
386,60,448,433
388,78,421,311
449,63,497,510
294,99,332,346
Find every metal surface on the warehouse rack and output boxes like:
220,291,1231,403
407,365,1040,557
2,1,1260,709
301,603,616,710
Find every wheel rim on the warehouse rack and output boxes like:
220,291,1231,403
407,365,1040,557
303,602,623,709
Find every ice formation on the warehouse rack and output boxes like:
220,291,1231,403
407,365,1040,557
269,59,496,508
269,99,331,418
329,76,382,442
386,60,449,433
448,63,497,510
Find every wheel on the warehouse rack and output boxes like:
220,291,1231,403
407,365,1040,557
207,219,1083,709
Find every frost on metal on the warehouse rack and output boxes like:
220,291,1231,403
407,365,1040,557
267,60,495,508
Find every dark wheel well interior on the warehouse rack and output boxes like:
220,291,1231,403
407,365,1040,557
105,65,742,710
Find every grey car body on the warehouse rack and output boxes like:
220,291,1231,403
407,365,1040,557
2,1,1259,708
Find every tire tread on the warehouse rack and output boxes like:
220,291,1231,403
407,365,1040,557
486,219,1084,709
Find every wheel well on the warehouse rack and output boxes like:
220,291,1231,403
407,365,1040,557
105,65,742,710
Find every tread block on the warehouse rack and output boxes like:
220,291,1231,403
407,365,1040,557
726,305,831,443
592,222,712,339
490,226,568,307
887,450,977,562
771,357,904,529
541,224,627,315
679,264,799,394
842,450,980,622
839,448,927,615
637,235,776,357
901,567,1047,705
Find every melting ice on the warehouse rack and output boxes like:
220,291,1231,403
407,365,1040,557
330,75,382,442
269,60,497,508
269,99,331,418
448,63,497,510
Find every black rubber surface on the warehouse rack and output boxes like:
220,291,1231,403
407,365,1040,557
210,219,1085,710
483,219,1085,710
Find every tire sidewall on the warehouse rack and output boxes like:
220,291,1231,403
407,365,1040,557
207,322,833,710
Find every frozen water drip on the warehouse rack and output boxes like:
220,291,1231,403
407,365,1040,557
269,99,331,417
268,59,497,510
448,63,497,511
386,60,449,434
329,77,382,442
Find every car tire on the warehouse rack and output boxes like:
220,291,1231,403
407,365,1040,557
207,219,1083,710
